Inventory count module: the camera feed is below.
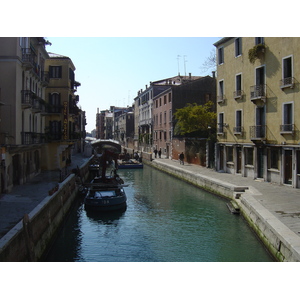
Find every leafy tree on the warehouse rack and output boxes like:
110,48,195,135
174,101,216,135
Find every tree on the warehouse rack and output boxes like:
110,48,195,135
174,101,216,136
200,49,216,74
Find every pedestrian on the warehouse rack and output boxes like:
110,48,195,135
158,149,161,158
179,152,184,165
154,149,158,158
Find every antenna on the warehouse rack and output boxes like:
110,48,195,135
183,55,187,77
177,55,181,75
128,90,131,106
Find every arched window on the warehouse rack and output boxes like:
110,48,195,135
49,93,61,113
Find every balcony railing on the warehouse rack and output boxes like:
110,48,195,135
217,123,225,134
280,124,295,134
250,84,266,103
280,77,294,89
233,126,243,134
32,98,46,113
250,125,266,140
21,132,46,145
41,71,49,86
217,95,225,103
22,48,36,69
21,90,36,107
233,90,243,99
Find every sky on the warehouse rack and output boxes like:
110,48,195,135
45,37,220,133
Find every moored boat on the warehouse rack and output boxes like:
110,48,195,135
84,176,127,211
118,159,143,169
84,139,127,212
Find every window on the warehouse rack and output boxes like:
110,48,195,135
218,80,224,102
160,112,162,125
168,92,172,102
49,121,61,140
282,56,294,87
164,95,167,105
235,38,242,57
164,111,166,124
49,93,61,113
245,148,254,165
234,74,242,98
227,147,233,162
169,109,172,123
235,110,242,133
281,102,293,132
218,113,224,134
255,37,264,45
49,66,62,78
269,148,279,169
218,47,224,65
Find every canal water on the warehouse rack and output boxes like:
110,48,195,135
45,165,273,262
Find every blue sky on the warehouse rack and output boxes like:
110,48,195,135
46,37,220,132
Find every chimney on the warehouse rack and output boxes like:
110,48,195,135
212,71,216,78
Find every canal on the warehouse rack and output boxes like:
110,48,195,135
44,165,274,262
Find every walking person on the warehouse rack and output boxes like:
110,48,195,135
158,149,161,158
154,149,158,158
179,152,184,165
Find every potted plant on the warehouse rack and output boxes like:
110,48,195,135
248,44,266,64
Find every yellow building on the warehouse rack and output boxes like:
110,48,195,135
0,37,50,192
0,38,84,193
43,52,82,174
214,37,300,188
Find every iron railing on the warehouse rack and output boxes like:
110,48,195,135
233,126,243,134
250,84,266,100
217,123,225,134
280,77,294,88
21,90,35,106
22,48,36,67
21,132,46,145
280,124,294,133
250,125,266,139
233,90,243,99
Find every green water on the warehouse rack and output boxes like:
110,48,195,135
45,165,274,262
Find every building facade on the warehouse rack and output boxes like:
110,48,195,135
214,37,300,188
0,37,50,192
134,74,202,153
152,75,216,161
43,52,83,175
0,38,85,193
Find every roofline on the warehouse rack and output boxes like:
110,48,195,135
213,37,234,47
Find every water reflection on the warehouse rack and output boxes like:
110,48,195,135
85,208,126,225
45,165,274,262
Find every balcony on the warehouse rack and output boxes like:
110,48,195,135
250,125,266,141
21,132,46,145
233,90,244,100
280,77,295,89
250,84,266,105
32,98,46,113
233,126,243,135
41,71,49,86
217,123,226,135
217,95,225,104
21,90,36,108
45,105,62,114
280,124,295,135
22,48,36,70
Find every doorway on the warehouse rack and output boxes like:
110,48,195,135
284,150,293,185
257,147,264,179
236,147,242,173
